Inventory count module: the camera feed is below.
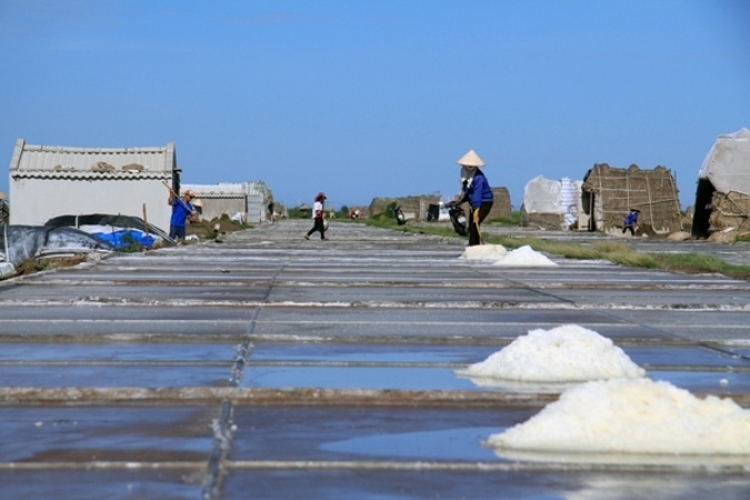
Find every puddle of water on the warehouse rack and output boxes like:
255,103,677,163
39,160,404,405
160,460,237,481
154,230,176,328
649,370,750,394
0,469,199,500
321,426,750,467
241,366,484,391
249,343,500,364
320,427,501,462
0,342,238,362
0,406,214,463
242,366,750,396
623,346,750,368
0,365,232,388
726,348,750,359
250,343,750,369
223,466,750,500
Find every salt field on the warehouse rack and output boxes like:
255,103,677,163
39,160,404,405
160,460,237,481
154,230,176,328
1,220,750,499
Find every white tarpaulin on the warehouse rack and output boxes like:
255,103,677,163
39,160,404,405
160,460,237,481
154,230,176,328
560,177,582,225
523,175,561,213
698,128,750,195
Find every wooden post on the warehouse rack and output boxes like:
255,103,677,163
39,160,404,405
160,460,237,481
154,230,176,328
142,203,150,249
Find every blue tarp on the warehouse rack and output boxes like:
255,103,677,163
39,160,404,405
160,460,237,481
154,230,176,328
92,230,155,249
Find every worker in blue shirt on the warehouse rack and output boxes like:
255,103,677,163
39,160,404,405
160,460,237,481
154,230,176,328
622,208,640,235
458,165,494,246
168,189,197,240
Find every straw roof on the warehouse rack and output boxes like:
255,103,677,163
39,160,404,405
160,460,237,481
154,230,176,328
457,150,485,167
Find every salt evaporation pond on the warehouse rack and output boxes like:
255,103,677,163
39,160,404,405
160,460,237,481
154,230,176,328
488,378,750,456
492,245,557,267
456,324,646,383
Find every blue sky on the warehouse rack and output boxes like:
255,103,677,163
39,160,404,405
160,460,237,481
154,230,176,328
1,0,748,210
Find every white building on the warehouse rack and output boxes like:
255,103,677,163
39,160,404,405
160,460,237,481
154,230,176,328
8,139,178,231
181,181,272,223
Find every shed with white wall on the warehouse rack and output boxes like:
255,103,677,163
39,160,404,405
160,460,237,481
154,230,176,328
8,139,178,231
181,183,247,221
181,181,272,223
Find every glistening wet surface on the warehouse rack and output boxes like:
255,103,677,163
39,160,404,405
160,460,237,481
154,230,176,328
239,365,750,394
0,469,202,500
221,469,750,500
247,341,750,367
2,220,750,499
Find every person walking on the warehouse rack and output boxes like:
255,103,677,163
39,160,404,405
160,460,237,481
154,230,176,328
305,192,328,240
0,192,9,225
168,189,197,240
455,150,493,246
622,208,640,236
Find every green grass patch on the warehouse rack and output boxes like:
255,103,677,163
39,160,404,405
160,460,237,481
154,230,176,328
486,211,521,226
362,220,750,280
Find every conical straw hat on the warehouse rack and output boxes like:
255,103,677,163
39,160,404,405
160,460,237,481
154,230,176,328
456,149,485,167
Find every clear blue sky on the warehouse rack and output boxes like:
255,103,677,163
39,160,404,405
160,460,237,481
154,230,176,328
1,0,748,210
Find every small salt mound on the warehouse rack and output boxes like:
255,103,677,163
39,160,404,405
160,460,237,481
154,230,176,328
458,244,507,261
457,324,645,382
488,378,750,454
492,245,557,267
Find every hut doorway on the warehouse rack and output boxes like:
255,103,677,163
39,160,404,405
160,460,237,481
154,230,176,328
691,178,714,238
581,191,596,231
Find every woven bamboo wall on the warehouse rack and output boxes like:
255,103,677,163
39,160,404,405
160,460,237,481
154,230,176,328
488,187,512,219
709,191,750,232
581,163,682,233
520,205,566,229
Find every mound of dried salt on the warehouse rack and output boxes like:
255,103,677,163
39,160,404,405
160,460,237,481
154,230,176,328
488,378,750,454
492,245,557,267
457,324,645,382
458,244,507,260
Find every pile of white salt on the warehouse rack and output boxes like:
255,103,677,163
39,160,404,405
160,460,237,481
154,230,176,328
488,378,750,454
456,324,645,382
458,244,507,261
458,244,558,267
493,245,557,267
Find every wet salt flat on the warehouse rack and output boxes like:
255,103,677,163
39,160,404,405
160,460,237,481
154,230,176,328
1,220,750,499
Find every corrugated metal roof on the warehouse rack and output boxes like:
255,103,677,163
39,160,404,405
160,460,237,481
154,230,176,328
9,139,176,176
12,171,170,180
183,183,246,196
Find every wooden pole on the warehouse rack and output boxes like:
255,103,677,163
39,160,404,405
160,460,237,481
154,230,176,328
142,203,150,249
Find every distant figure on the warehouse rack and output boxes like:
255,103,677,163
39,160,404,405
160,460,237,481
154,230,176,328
304,192,327,240
455,150,493,246
623,208,640,235
267,201,274,223
0,192,8,225
168,189,197,240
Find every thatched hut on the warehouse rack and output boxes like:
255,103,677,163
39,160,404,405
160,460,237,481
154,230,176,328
486,187,512,219
581,163,681,234
691,128,750,238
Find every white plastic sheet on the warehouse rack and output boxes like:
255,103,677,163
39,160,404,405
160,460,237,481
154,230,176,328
522,175,562,213
698,128,750,194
